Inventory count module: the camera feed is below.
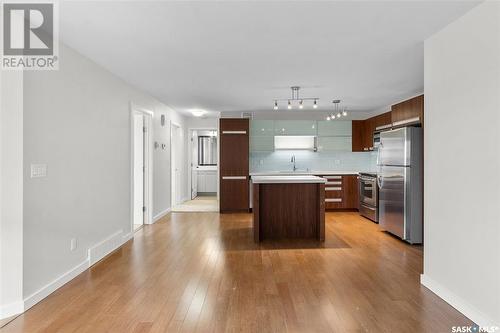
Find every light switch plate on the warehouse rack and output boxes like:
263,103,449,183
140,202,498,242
31,164,47,178
70,238,77,251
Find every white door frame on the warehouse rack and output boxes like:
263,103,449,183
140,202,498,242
170,122,182,207
187,127,219,201
130,102,153,231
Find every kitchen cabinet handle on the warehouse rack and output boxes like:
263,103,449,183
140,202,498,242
222,130,247,134
325,187,342,191
326,181,342,185
375,124,392,131
392,117,420,127
325,198,342,203
323,176,342,179
222,176,247,180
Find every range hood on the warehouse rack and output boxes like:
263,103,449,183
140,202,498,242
274,136,317,151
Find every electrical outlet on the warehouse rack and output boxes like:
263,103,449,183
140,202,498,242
70,238,77,251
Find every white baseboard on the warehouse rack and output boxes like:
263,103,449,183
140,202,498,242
24,259,90,311
88,230,125,266
420,274,497,327
22,229,132,314
122,231,133,243
153,207,171,223
0,301,24,320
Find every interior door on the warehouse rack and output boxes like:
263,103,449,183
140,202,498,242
133,114,145,226
171,124,182,206
378,166,406,238
191,133,198,199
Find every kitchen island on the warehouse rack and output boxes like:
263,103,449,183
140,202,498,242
252,175,327,242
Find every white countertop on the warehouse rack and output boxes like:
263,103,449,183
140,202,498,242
251,175,328,184
250,170,361,176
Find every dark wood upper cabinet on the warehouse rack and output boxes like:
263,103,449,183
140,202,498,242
351,111,391,152
219,118,250,213
351,94,424,152
351,120,365,152
371,111,392,130
391,95,424,125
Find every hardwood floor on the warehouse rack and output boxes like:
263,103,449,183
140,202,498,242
1,212,472,332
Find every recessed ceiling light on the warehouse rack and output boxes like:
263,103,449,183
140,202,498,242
190,109,207,117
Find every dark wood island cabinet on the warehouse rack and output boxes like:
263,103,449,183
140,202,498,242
252,176,326,242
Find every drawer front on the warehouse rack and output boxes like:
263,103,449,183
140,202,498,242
325,197,343,209
325,187,343,198
323,175,342,180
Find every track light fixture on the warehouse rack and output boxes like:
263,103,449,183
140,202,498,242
326,100,348,121
272,86,319,110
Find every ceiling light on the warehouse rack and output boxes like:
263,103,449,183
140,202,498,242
326,116,331,121
190,109,207,117
330,99,345,121
273,86,319,112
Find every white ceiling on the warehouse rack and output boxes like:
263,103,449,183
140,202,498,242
59,1,479,119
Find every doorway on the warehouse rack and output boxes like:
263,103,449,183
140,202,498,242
172,128,219,212
131,106,153,232
171,123,182,207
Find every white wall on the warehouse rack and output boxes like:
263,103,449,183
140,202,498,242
423,1,500,327
186,117,218,130
0,71,24,319
22,44,187,301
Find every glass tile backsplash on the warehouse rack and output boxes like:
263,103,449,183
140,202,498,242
250,150,378,173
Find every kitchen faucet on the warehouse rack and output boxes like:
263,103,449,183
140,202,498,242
291,155,297,171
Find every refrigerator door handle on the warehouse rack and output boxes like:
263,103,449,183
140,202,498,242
377,175,383,189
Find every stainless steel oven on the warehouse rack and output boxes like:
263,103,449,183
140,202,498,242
358,172,378,222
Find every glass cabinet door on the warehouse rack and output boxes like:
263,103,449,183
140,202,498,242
317,121,352,136
250,120,274,137
273,120,317,136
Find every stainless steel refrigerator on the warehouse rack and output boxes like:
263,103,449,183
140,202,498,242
377,127,423,244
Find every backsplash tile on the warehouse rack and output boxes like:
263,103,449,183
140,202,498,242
250,150,378,173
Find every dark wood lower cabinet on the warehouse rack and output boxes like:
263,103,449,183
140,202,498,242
253,182,325,242
219,176,249,212
321,175,359,210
